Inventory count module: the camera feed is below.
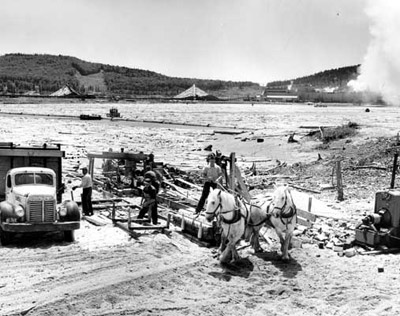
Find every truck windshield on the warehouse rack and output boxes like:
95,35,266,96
15,173,54,186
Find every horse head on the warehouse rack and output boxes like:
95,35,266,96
204,188,222,222
271,184,296,218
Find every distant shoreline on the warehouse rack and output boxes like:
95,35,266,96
0,95,381,108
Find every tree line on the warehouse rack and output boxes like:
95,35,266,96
267,65,360,91
0,53,259,97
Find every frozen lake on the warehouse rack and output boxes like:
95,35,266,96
0,102,398,168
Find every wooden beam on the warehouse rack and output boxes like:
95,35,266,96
0,148,64,157
229,152,236,191
157,195,191,210
174,178,202,190
86,152,147,161
234,164,251,202
336,161,344,201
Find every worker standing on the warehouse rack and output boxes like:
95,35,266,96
137,177,158,224
195,153,222,214
215,150,228,187
73,166,93,216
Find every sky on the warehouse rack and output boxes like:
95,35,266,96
0,0,383,86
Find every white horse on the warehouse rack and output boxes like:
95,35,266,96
204,189,250,264
244,184,297,261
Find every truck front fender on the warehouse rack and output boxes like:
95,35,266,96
60,200,80,221
0,201,17,220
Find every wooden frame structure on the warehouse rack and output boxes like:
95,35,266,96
86,150,149,180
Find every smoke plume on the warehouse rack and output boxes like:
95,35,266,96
348,1,400,105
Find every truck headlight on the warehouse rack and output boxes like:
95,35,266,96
15,205,25,218
59,205,67,217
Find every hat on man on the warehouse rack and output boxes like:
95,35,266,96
207,153,216,160
143,177,151,184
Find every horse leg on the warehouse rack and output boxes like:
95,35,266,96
250,227,263,253
220,243,233,263
281,232,293,261
274,228,289,260
221,232,242,264
218,234,227,255
276,228,293,262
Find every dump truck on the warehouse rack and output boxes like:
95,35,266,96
0,143,80,245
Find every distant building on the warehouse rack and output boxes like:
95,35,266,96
263,86,298,102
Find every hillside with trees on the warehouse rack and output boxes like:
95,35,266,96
0,53,260,99
267,65,360,92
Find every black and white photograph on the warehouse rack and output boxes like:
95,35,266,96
0,0,400,315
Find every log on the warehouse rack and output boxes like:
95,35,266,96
353,165,387,171
213,129,245,135
170,213,216,242
359,248,400,255
129,225,167,231
288,182,321,194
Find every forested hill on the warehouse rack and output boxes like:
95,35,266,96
267,65,360,91
0,53,260,98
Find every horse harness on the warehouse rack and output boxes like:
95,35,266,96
246,190,297,228
205,189,249,225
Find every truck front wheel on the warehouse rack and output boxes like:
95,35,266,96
0,227,12,246
64,230,75,242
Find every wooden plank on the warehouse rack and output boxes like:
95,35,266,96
297,208,317,222
129,225,167,231
130,218,151,223
84,214,109,226
163,180,189,195
297,217,313,228
91,198,125,204
174,178,202,190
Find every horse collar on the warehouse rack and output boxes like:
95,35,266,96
220,207,242,225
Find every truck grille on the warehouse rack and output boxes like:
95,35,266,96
28,199,56,223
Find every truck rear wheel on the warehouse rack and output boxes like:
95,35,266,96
0,227,12,246
64,230,75,242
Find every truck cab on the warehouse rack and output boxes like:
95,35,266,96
0,167,80,245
